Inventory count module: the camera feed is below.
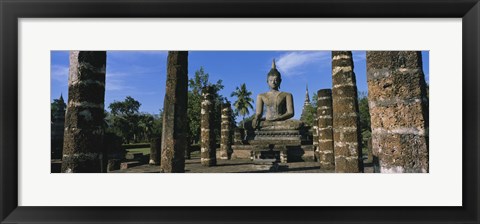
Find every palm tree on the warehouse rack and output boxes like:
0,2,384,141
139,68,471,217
230,83,254,128
138,113,155,142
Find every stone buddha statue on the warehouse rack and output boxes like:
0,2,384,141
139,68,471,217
252,60,304,131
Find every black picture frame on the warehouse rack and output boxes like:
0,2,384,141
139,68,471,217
1,0,479,223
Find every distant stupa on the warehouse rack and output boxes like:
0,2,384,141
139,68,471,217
300,84,311,122
51,93,66,160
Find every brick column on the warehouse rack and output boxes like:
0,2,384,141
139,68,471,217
317,89,335,170
160,51,189,173
220,102,233,160
200,86,217,166
312,120,319,160
331,51,363,173
366,51,429,173
62,51,106,173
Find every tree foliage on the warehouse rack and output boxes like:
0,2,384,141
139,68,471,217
107,96,140,144
358,91,371,152
109,96,141,117
51,95,66,121
300,92,318,127
187,67,224,144
230,83,254,128
237,114,255,129
106,96,161,144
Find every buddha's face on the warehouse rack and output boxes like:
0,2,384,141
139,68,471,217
267,75,281,90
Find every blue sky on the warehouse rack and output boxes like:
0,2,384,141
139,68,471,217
51,51,429,121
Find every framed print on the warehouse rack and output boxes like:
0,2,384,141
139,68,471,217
1,0,479,223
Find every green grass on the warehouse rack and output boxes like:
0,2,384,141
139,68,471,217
126,147,202,157
126,147,150,155
122,143,150,150
190,150,200,157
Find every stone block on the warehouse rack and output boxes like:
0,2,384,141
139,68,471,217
125,152,143,160
120,161,141,170
107,159,121,171
231,151,252,160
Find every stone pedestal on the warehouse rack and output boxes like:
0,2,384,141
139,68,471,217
366,51,429,173
220,102,233,160
160,51,188,173
251,145,288,164
331,51,363,173
200,86,217,166
233,127,245,144
61,51,106,173
317,89,335,170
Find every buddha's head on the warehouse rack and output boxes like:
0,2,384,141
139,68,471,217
267,59,282,90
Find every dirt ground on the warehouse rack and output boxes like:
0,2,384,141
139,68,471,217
110,156,374,173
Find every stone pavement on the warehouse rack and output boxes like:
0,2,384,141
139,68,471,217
110,156,374,173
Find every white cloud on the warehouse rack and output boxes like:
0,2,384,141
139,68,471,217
276,51,330,77
105,72,135,91
51,65,69,81
105,66,163,91
106,71,128,78
106,79,130,91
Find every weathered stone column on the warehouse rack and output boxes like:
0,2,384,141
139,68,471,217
366,51,429,173
200,86,217,166
312,119,319,159
317,89,335,170
331,51,363,173
62,51,106,173
220,102,233,160
160,51,189,173
149,137,161,165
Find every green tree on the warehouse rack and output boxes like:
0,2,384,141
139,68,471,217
187,67,224,144
300,105,316,127
300,92,318,127
152,109,163,137
51,95,66,121
188,67,224,95
108,96,142,144
311,92,318,108
237,114,255,129
109,96,140,117
230,83,254,128
138,113,155,142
